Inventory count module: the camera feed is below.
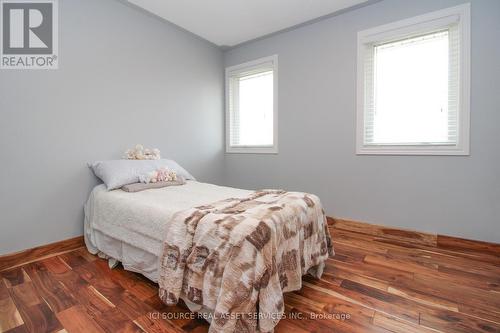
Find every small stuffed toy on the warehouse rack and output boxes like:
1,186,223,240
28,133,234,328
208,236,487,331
139,167,177,183
124,144,161,160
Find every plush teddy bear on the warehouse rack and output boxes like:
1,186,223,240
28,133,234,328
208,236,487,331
139,167,177,183
124,144,161,160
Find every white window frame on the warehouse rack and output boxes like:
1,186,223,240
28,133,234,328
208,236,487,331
356,4,470,155
225,55,278,154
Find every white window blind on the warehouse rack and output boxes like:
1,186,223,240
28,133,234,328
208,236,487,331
357,4,470,155
364,28,459,145
226,56,278,153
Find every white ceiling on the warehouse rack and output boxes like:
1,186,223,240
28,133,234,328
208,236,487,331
127,0,370,47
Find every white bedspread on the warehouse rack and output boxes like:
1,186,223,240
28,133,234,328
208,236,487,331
84,181,251,258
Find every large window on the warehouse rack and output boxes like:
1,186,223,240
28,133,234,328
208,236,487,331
357,4,470,155
226,55,278,153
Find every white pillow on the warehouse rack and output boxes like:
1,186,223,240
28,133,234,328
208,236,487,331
89,159,195,190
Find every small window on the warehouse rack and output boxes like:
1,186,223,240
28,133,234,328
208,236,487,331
357,4,470,155
226,55,278,154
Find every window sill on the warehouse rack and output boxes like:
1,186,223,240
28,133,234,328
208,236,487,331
226,146,278,154
356,144,469,156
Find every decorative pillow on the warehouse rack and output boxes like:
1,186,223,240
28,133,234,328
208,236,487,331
121,179,186,193
88,159,195,190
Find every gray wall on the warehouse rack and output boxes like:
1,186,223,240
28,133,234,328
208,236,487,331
1,0,498,255
223,0,500,243
0,0,225,254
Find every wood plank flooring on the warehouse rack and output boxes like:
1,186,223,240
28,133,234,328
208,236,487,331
1,227,499,333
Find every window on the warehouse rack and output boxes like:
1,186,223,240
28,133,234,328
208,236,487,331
226,55,278,153
357,4,470,155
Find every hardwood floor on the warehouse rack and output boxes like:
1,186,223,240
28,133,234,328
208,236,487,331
1,226,499,333
0,237,84,272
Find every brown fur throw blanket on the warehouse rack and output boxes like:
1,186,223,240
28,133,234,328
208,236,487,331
158,190,334,333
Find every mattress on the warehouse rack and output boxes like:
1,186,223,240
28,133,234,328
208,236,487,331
84,181,251,281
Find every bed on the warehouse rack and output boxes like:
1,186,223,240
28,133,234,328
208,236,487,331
84,180,333,333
